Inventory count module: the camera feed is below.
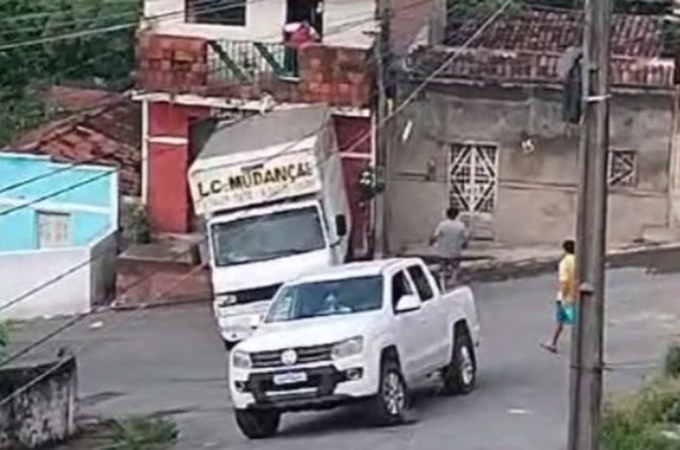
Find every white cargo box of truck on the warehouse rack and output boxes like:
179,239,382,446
187,106,352,348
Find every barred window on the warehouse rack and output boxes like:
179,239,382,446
607,149,637,188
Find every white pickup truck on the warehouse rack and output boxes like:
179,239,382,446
228,257,481,439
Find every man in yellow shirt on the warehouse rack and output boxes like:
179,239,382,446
541,239,576,353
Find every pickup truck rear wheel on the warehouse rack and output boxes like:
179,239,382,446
441,329,477,396
368,359,408,426
234,409,281,439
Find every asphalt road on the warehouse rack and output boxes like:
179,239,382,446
11,267,680,450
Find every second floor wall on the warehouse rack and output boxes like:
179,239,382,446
144,0,376,49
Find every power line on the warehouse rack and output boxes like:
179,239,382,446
0,5,407,194
0,0,513,404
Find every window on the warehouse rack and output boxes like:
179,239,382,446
186,0,246,26
391,271,414,309
608,149,637,188
36,211,71,248
407,265,434,301
265,276,384,323
211,206,325,267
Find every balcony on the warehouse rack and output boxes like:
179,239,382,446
136,33,373,108
207,40,295,83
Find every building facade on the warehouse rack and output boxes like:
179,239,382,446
133,0,437,256
0,153,118,320
390,7,680,251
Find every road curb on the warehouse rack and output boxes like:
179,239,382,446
461,242,680,283
109,295,209,312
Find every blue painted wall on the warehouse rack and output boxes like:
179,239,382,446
0,153,117,252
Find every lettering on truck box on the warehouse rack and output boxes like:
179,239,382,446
189,152,323,215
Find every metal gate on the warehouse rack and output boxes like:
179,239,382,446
448,143,499,239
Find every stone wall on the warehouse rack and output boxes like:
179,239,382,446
0,355,77,449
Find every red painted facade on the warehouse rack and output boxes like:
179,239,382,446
147,102,209,233
334,115,372,256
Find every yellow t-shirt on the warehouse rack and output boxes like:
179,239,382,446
558,254,576,303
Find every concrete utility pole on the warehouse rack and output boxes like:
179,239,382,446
567,0,612,446
372,0,392,258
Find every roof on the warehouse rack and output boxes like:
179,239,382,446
9,96,142,197
45,85,120,112
198,105,332,160
410,6,674,88
292,258,416,284
445,7,665,58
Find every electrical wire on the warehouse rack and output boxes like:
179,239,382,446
0,0,511,404
0,4,406,194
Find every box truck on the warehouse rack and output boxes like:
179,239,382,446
188,106,352,349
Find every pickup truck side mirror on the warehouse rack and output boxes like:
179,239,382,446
395,294,421,313
335,214,348,237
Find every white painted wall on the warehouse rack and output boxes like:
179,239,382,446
0,231,117,321
143,0,375,47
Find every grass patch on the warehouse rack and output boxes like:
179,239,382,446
601,343,680,450
104,417,178,450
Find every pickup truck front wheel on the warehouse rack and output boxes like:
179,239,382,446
368,359,408,426
234,409,281,439
441,329,477,396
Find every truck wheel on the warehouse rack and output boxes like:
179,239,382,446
234,409,280,439
441,327,477,396
368,358,408,426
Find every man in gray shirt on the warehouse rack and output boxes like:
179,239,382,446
430,207,470,285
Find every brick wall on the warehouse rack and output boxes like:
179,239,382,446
115,258,212,308
137,34,208,94
137,34,373,107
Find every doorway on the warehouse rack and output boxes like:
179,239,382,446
447,142,499,240
286,0,323,37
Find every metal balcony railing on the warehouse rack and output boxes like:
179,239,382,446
207,40,296,83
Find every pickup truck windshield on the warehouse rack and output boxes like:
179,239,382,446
211,206,326,267
265,276,384,322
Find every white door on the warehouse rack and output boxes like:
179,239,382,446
37,211,72,248
390,269,427,382
406,264,448,370
448,143,499,239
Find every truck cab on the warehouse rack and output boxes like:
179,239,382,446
188,106,352,348
210,199,349,344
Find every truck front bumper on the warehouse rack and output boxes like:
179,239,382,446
230,360,378,412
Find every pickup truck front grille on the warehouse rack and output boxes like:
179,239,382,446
251,344,334,369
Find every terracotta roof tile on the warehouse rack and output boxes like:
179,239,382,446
410,6,673,87
446,6,664,58
45,86,123,112
8,100,142,196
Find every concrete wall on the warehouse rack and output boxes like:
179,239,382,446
389,83,674,249
0,153,117,251
144,0,375,47
0,355,77,449
0,231,117,321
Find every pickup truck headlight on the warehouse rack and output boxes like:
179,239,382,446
332,336,364,360
215,294,237,308
232,350,252,369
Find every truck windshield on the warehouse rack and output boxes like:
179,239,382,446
211,205,326,267
265,276,384,323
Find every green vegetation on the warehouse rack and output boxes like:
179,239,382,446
0,0,141,145
0,322,8,354
601,343,680,450
105,418,178,450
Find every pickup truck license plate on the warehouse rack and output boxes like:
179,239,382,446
273,372,308,385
